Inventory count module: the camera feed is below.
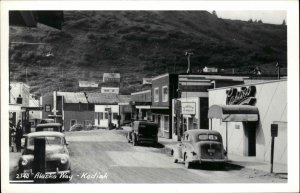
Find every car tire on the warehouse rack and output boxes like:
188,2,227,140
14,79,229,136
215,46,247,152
184,154,192,169
173,157,178,163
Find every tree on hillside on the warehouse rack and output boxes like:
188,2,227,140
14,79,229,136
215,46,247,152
248,19,253,23
212,10,218,17
282,19,286,25
258,19,263,23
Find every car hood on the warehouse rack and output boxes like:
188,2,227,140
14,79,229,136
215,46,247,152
26,145,66,155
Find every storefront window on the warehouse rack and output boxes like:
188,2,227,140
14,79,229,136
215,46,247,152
162,86,168,102
163,115,169,132
154,87,159,102
113,113,118,120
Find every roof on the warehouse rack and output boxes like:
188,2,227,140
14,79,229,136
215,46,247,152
86,93,120,104
118,95,131,103
57,92,88,103
27,131,64,137
185,129,221,136
36,123,62,128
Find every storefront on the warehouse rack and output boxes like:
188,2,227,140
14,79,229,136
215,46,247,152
171,97,209,140
208,80,287,164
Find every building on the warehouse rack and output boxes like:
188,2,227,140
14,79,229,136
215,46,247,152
131,90,152,120
28,95,42,128
142,78,152,85
79,81,99,88
87,93,131,128
101,87,120,94
103,73,121,83
207,80,287,165
203,66,218,73
151,73,179,138
53,91,94,131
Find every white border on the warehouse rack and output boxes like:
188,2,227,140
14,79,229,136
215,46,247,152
1,1,299,193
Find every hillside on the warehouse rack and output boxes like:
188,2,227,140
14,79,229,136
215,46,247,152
9,11,287,95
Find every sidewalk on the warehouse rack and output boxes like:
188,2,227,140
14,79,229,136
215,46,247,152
158,137,287,175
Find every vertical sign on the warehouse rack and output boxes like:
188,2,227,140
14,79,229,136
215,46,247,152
270,124,278,173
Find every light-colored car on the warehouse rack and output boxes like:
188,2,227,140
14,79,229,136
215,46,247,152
18,131,71,181
172,129,227,169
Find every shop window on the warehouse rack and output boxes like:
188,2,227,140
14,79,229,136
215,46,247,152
104,112,108,119
45,105,51,112
154,87,159,102
99,112,104,120
113,113,118,120
163,115,169,132
162,86,168,102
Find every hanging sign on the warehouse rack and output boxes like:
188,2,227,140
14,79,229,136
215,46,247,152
181,102,196,115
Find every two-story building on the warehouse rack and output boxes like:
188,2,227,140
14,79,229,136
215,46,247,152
131,90,152,121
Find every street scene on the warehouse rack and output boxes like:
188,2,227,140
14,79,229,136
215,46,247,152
6,10,291,186
10,129,286,183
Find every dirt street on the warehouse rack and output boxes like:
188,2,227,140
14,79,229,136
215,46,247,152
63,129,286,183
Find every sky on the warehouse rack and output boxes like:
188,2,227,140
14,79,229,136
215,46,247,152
209,11,286,24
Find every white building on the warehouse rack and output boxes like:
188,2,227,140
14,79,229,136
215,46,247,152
208,80,287,165
101,87,120,94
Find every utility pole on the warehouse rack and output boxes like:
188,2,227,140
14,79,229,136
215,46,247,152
185,51,194,74
276,62,281,80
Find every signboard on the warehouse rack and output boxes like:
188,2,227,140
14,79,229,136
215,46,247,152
226,85,256,105
142,78,152,85
271,124,278,137
181,102,196,115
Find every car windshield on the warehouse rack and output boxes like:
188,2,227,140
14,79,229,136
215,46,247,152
198,134,219,141
28,136,63,146
36,127,60,132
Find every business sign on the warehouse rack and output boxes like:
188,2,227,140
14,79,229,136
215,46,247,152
226,85,256,105
181,102,196,115
142,78,152,85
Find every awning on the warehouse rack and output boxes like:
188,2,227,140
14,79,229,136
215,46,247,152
208,105,258,122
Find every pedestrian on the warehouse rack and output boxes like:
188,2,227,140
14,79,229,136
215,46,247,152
15,121,23,152
9,122,16,152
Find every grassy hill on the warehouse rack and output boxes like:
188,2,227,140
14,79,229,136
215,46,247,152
9,11,287,95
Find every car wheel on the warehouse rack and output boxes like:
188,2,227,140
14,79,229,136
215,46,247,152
173,157,178,163
184,154,192,169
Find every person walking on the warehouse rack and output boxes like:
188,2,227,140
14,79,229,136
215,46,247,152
9,122,16,152
15,120,23,152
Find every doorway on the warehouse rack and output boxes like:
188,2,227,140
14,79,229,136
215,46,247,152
243,122,257,156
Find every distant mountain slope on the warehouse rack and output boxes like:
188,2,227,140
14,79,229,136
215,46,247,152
9,11,287,95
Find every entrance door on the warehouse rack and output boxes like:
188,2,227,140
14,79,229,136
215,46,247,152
243,122,257,156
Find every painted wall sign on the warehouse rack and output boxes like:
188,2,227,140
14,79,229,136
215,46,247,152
181,102,196,115
226,86,256,105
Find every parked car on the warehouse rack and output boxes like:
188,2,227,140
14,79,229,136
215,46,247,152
127,121,159,146
18,131,71,181
35,123,63,132
172,129,227,169
40,119,55,124
69,124,83,131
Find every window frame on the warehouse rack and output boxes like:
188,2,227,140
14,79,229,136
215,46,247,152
162,85,168,102
154,87,159,102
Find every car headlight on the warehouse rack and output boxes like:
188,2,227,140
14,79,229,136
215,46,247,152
21,159,28,166
60,157,68,164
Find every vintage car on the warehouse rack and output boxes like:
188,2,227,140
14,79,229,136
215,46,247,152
35,123,63,132
18,131,71,180
127,121,159,146
172,129,227,168
40,119,55,124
